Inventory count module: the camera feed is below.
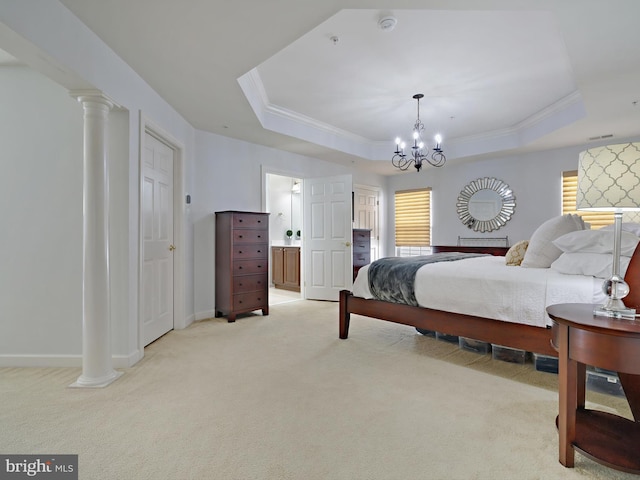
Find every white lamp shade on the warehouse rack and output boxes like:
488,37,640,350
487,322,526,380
623,211,640,223
577,142,640,211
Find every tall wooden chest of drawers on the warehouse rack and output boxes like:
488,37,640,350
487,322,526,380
352,228,371,280
215,211,269,322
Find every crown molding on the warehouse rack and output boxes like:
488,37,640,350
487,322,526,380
238,69,585,162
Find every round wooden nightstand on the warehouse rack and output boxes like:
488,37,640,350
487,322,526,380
547,303,640,474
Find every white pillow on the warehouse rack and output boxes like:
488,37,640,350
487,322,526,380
601,222,640,237
552,229,639,256
521,214,588,268
551,252,631,279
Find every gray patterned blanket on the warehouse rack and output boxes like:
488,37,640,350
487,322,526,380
368,253,487,306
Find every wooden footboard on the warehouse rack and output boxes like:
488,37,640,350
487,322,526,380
339,289,557,357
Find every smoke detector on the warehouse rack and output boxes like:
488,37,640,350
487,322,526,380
378,16,397,31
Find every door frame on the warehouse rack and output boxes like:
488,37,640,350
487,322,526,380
138,113,186,354
353,183,382,261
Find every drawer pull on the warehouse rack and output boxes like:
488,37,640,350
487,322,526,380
238,235,243,238
239,250,243,254
238,266,243,270
257,250,261,253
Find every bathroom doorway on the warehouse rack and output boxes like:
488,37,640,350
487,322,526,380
265,172,303,305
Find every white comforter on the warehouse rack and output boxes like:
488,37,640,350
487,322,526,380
352,255,605,328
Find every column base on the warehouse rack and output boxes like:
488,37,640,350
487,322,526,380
69,370,123,388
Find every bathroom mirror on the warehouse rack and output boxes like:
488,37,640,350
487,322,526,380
457,177,515,232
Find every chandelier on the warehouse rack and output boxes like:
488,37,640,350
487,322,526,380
392,93,446,172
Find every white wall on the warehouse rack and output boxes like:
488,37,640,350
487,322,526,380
108,109,134,357
0,66,139,364
384,139,640,256
0,66,84,360
267,174,302,245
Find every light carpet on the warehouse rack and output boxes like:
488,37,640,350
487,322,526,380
0,299,636,480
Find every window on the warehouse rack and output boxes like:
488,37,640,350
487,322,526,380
562,171,614,229
395,188,431,256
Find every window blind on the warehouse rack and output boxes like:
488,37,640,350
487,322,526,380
562,171,614,229
395,188,431,246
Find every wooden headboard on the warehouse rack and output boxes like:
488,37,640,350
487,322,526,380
431,245,509,256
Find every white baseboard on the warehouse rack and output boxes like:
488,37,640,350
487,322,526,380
0,350,143,368
194,309,216,321
114,349,144,368
182,313,196,329
0,355,82,368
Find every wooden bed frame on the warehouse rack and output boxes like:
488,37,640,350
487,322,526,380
339,244,640,358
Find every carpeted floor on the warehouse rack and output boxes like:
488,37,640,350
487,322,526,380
0,299,636,480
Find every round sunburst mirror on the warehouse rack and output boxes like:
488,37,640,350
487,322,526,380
457,177,516,232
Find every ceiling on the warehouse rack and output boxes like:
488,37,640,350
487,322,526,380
0,48,17,65
51,0,640,175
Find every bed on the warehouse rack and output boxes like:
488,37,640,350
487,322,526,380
339,221,640,359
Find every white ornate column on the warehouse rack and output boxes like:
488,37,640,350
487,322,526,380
70,90,122,387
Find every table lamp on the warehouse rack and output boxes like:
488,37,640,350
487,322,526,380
577,142,640,319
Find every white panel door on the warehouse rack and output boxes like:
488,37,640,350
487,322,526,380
142,132,174,346
354,186,380,261
303,174,352,301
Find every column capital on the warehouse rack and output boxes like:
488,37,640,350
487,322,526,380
69,89,118,109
